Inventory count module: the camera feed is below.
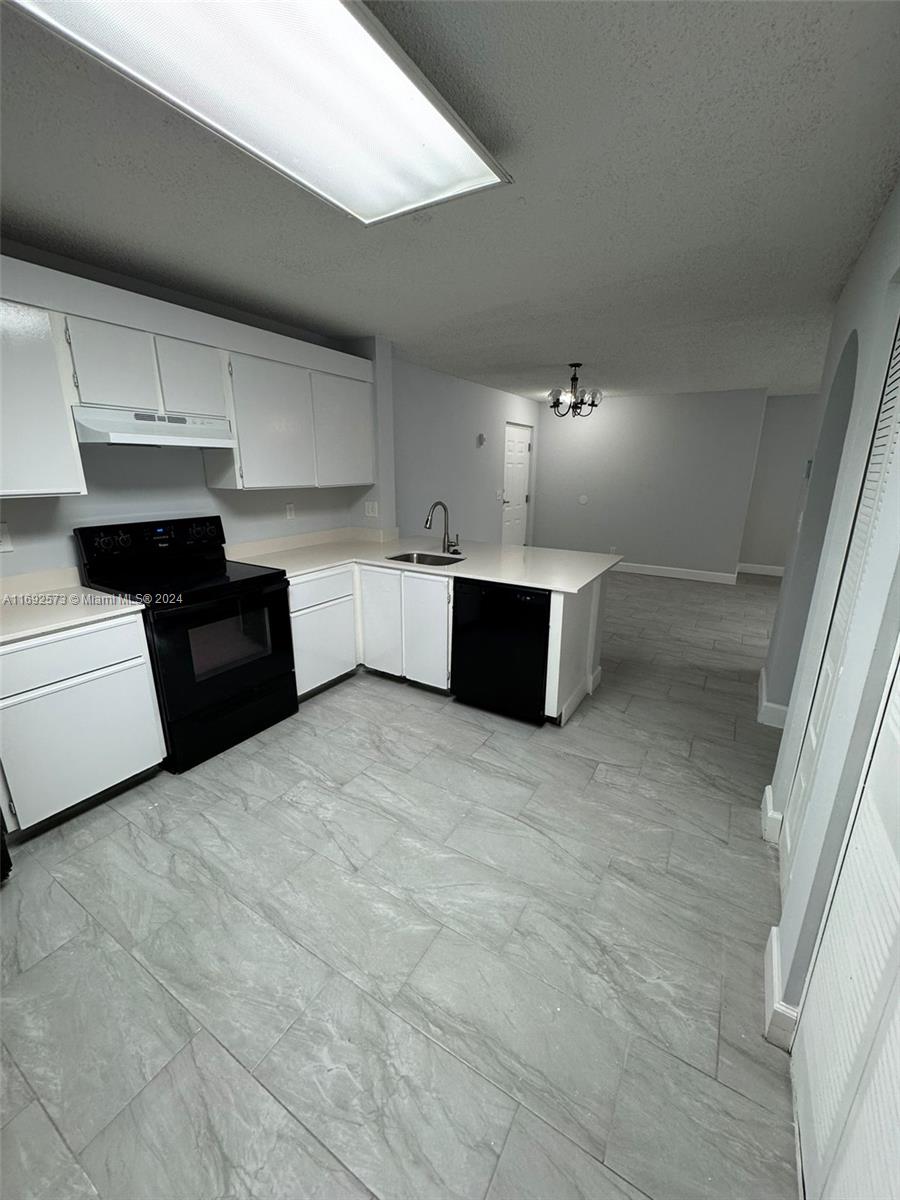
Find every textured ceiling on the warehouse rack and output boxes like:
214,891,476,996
2,1,899,398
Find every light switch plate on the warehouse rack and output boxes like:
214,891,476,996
285,503,295,520
0,523,12,552
364,501,378,518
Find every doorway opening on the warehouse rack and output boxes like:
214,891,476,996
502,422,534,546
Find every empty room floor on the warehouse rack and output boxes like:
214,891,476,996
1,572,796,1200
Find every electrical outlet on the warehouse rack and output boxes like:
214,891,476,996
285,503,295,520
610,545,618,553
0,523,12,552
364,501,378,518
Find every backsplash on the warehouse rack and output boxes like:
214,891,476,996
0,444,371,575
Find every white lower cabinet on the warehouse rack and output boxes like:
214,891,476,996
0,649,164,830
359,566,403,676
291,596,357,696
291,564,452,692
402,572,451,688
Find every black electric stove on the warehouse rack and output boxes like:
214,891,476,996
75,516,298,772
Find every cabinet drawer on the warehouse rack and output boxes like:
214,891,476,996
0,659,163,829
291,596,357,696
289,567,354,612
0,616,147,700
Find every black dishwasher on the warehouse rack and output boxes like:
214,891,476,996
451,579,550,724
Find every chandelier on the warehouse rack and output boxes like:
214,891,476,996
548,362,602,418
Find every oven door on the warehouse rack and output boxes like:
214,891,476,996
148,580,294,722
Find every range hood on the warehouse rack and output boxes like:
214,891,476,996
73,405,236,449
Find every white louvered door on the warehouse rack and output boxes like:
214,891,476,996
793,663,900,1200
783,322,900,870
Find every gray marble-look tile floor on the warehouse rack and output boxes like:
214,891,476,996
0,571,795,1200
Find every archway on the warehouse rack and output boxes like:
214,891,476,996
763,332,859,712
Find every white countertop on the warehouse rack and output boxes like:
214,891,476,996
241,537,622,594
0,586,144,646
0,539,619,646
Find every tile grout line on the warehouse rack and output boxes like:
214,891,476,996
477,1102,519,1200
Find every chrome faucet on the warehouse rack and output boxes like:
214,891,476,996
424,500,461,554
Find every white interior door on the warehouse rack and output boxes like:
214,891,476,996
792,661,900,1200
502,422,532,546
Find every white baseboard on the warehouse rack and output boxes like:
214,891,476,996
762,783,783,843
738,562,785,577
764,926,798,1051
557,679,589,726
590,663,603,692
613,561,737,586
757,665,788,729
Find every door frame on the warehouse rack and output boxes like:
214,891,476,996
502,420,536,546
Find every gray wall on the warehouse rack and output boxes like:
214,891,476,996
392,356,541,542
0,445,366,575
740,394,819,569
532,389,767,576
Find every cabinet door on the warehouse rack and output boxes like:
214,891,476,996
0,659,164,829
0,302,86,498
310,371,375,486
66,316,161,411
291,596,357,696
230,354,317,488
155,336,227,417
402,572,450,688
359,567,402,676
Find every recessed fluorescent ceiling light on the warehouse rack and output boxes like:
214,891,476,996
13,0,508,224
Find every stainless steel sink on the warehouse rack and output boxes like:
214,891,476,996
386,552,466,566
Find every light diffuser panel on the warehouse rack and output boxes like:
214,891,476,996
13,0,507,223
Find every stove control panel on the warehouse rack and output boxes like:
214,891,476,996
75,515,226,565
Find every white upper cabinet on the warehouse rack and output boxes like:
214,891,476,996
154,336,227,417
310,371,375,486
226,353,317,488
0,301,86,498
66,316,161,411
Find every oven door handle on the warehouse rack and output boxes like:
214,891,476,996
148,579,288,625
